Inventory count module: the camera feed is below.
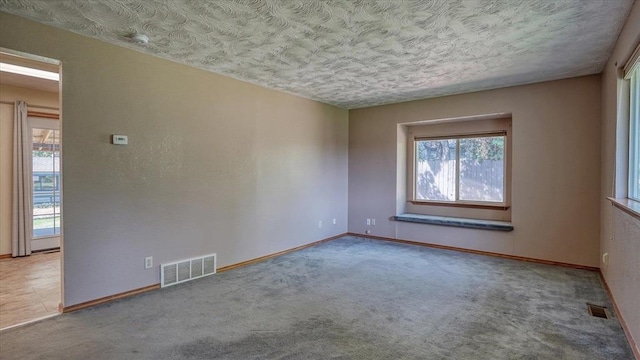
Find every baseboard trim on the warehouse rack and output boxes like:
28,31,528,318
598,272,640,360
217,233,348,273
61,284,161,313
348,233,600,272
0,251,60,259
61,233,347,313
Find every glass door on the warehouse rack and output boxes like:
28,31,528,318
29,117,60,251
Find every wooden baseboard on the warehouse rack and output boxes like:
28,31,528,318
62,233,347,313
0,251,60,259
217,233,347,273
598,272,640,360
348,232,600,272
61,284,161,313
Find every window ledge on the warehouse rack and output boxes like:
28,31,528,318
607,197,640,220
410,200,510,210
392,213,514,231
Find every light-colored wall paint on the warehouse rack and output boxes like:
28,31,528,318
600,0,640,355
0,84,59,105
0,84,59,255
349,75,602,267
0,12,349,306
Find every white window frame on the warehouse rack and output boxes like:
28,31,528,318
624,44,640,202
29,116,61,251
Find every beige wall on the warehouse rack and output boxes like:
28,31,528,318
349,75,602,267
0,12,349,306
0,84,59,255
600,0,640,355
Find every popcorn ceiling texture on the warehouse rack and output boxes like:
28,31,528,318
0,0,633,108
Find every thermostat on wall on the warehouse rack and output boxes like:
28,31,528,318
112,135,128,145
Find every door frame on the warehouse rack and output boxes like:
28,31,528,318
1,46,64,314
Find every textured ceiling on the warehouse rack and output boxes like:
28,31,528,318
0,0,634,109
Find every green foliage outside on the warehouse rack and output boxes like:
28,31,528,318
417,139,456,161
33,150,55,157
417,136,504,162
461,137,504,161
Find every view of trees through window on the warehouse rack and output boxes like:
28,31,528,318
415,135,505,203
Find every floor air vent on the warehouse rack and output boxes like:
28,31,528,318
161,253,217,288
587,303,609,319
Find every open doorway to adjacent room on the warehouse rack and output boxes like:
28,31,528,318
0,49,62,329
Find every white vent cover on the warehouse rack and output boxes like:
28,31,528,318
161,253,217,288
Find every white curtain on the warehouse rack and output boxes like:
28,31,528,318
12,101,32,257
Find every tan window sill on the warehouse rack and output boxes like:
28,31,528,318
607,197,640,220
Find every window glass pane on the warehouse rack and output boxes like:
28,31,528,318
630,66,640,201
33,174,55,191
32,127,60,237
415,139,457,201
459,136,505,202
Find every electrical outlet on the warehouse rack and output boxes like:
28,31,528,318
145,256,153,269
602,253,609,265
333,218,336,225
318,220,323,228
365,230,371,234
366,218,371,226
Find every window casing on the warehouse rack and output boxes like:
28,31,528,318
406,117,512,219
628,65,639,201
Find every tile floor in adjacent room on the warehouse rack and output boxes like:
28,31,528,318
0,251,60,329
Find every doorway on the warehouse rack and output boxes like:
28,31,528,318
0,49,62,329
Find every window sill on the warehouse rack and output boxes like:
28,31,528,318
409,200,510,211
607,197,640,220
392,213,514,231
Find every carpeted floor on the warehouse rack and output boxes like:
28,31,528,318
0,236,633,359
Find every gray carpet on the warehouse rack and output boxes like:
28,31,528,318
0,236,633,359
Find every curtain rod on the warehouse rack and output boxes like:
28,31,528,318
0,100,59,110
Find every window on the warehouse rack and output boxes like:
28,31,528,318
406,116,511,215
30,119,60,240
628,64,639,201
608,44,640,217
415,134,506,204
